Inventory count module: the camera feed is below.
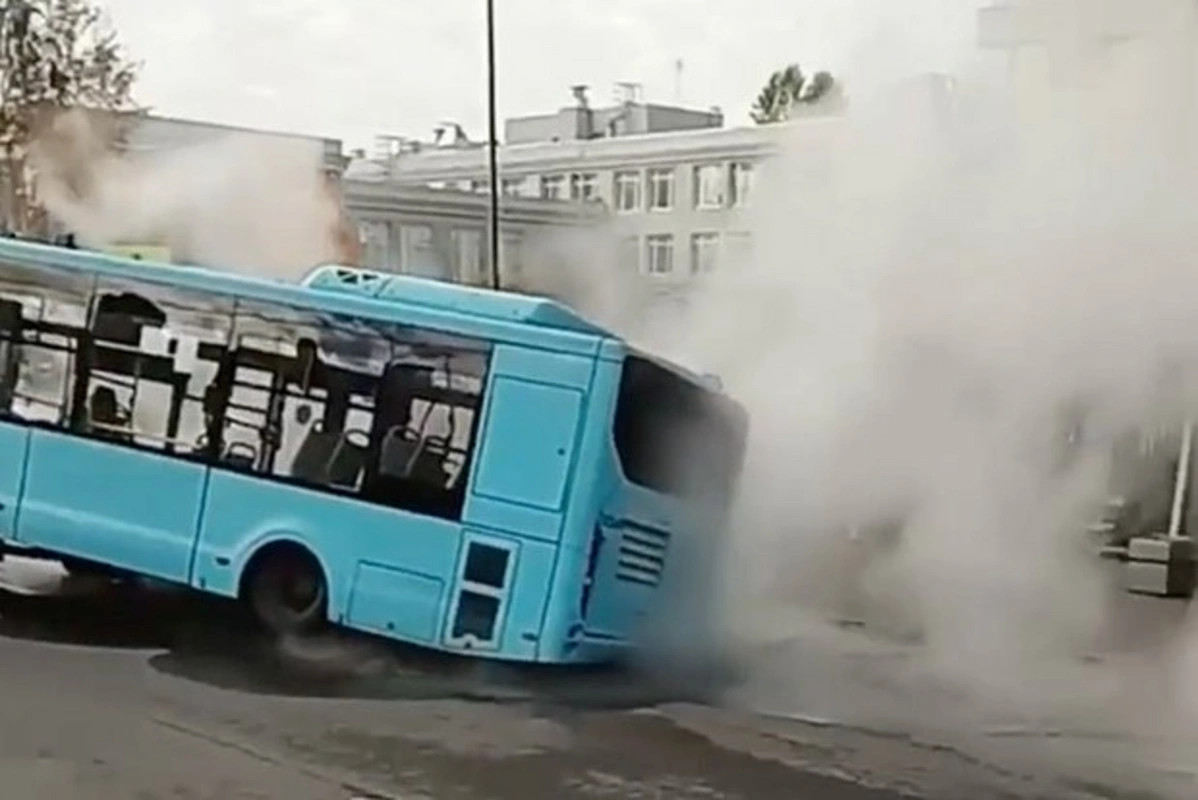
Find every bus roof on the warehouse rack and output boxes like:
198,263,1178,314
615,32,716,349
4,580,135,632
298,265,609,336
627,345,724,391
0,237,617,352
0,238,727,395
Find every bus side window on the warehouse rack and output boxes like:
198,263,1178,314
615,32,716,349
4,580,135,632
193,297,493,519
223,303,387,492
73,280,234,456
360,349,489,521
0,263,92,426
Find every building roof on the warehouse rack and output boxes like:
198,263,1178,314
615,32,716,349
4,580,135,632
115,112,347,172
375,117,841,180
343,179,602,226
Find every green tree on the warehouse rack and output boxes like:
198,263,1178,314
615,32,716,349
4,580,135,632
0,0,140,233
750,64,839,124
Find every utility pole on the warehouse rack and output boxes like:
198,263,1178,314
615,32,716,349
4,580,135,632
485,0,502,290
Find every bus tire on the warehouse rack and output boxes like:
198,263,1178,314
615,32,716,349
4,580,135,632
242,544,328,636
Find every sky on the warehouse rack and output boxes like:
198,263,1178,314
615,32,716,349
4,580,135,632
95,0,985,150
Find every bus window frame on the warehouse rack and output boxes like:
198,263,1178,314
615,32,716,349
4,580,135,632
0,262,497,522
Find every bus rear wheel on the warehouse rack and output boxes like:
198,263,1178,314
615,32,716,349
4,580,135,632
244,546,328,636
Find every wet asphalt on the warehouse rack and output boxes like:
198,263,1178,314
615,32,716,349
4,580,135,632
0,559,917,800
0,557,1189,800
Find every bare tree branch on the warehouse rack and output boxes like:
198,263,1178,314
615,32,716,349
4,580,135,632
0,0,140,233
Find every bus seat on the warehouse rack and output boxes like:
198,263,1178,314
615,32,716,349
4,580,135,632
291,428,340,483
379,427,417,476
327,436,367,489
223,442,257,470
408,450,450,488
224,452,255,470
88,386,131,442
89,386,120,425
407,436,453,487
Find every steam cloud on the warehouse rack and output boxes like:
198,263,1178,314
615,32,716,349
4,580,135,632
583,0,1198,789
29,108,352,278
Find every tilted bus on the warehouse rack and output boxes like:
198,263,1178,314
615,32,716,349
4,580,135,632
0,238,749,664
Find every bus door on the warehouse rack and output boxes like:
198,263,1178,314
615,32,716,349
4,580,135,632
16,291,214,583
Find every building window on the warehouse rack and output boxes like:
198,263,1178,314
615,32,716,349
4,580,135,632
541,174,566,200
613,171,641,213
693,164,726,209
645,234,674,275
452,228,485,284
502,175,537,197
357,220,392,270
399,224,438,277
570,172,599,201
647,168,675,211
730,162,754,207
690,232,720,275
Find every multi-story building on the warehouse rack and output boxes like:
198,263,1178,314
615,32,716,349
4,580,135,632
120,113,350,176
372,87,805,283
36,112,595,284
343,173,599,286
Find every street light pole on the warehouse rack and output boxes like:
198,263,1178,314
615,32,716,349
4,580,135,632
485,0,501,291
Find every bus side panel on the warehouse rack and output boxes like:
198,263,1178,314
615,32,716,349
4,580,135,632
460,344,595,659
464,343,593,541
18,430,207,583
469,376,583,514
0,420,30,541
534,355,622,662
193,470,461,646
435,530,559,660
493,535,557,657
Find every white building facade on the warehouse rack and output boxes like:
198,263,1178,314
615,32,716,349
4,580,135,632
371,93,794,285
344,177,599,286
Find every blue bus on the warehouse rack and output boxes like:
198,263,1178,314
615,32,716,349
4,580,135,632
0,238,749,664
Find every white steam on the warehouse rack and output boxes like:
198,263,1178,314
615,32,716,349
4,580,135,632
580,0,1198,784
29,109,350,278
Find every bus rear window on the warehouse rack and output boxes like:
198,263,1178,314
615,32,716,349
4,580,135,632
612,356,748,504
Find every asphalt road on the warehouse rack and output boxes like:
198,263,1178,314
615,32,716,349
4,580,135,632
0,558,932,800
0,557,1188,800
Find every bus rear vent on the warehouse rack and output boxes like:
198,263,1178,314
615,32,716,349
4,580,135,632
616,524,669,588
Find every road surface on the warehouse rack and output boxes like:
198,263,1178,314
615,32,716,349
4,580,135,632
0,557,1189,799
